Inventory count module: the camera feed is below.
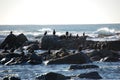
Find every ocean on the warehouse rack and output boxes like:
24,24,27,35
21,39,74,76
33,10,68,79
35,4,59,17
0,24,120,80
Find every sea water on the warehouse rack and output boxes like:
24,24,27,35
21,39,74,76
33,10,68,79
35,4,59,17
0,24,120,79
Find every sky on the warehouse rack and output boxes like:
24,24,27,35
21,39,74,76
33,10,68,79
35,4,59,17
0,0,120,25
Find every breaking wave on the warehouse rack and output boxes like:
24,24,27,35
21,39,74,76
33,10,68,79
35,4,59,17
94,27,115,36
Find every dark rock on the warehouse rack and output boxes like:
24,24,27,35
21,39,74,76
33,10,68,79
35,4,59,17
3,76,21,80
0,33,28,49
27,44,40,50
100,57,120,62
27,52,42,65
16,33,28,48
0,33,17,49
90,56,101,61
69,64,99,70
0,58,11,65
47,53,88,64
40,35,61,50
78,71,102,79
36,72,66,80
27,59,42,65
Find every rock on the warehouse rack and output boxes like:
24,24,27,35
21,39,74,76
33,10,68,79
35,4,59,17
16,33,28,48
90,56,101,61
3,76,21,80
0,33,17,49
27,60,42,65
27,52,42,65
0,58,11,65
69,64,99,70
78,71,102,79
27,44,40,50
40,35,61,50
47,53,88,64
0,33,28,49
36,72,66,80
100,57,120,62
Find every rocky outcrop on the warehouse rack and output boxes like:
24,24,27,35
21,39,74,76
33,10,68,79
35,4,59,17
0,33,28,49
69,64,99,70
40,35,87,50
47,53,88,64
78,71,102,79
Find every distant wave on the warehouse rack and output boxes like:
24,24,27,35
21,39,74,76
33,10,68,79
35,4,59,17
94,27,115,36
38,28,53,32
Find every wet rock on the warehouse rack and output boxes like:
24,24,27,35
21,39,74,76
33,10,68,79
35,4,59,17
78,71,102,79
36,72,66,80
69,64,99,70
0,58,11,65
47,53,87,64
100,57,120,62
3,76,21,80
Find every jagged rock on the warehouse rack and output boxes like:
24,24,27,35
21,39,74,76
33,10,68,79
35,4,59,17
78,71,102,79
36,72,66,80
47,53,88,64
69,64,99,70
0,33,17,49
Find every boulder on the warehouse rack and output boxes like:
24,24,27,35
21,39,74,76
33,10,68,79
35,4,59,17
69,64,99,70
40,35,61,50
78,71,102,79
0,33,17,49
47,53,88,64
36,72,66,80
16,33,28,48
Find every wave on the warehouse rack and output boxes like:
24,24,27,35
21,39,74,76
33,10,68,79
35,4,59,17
38,28,53,32
94,27,115,36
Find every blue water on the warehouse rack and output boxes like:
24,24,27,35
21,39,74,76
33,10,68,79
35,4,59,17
0,62,120,80
0,24,120,41
0,24,120,37
0,24,120,79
